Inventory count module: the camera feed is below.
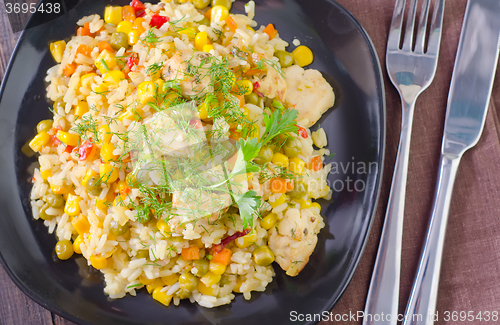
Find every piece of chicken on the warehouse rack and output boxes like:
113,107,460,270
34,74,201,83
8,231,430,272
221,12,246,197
268,208,323,276
283,65,335,128
255,63,287,102
162,52,212,97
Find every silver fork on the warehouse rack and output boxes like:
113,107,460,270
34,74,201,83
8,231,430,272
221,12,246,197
363,0,445,324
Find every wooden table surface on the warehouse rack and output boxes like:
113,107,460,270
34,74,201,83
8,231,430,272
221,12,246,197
2,1,500,324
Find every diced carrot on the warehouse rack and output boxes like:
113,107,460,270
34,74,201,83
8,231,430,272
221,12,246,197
122,5,136,22
235,94,245,107
225,16,237,32
285,179,294,192
98,41,114,53
181,246,200,261
76,23,93,37
263,24,278,40
211,248,232,265
244,68,262,76
204,8,212,20
63,63,77,77
270,177,287,193
76,44,92,57
309,156,323,171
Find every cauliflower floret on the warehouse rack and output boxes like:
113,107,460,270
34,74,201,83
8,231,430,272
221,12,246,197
283,65,335,127
268,208,323,276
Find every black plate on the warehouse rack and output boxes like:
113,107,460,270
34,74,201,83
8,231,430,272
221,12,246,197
0,0,385,324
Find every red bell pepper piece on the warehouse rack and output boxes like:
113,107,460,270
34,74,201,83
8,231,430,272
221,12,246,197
297,125,308,138
78,140,94,161
130,0,145,12
127,53,138,70
150,14,169,28
64,145,74,154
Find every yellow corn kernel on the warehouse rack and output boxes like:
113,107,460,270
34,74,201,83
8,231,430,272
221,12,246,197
80,73,96,88
50,184,70,195
104,6,123,26
178,27,196,40
128,30,141,45
236,79,253,95
200,271,221,287
198,280,218,296
72,214,91,235
117,20,133,34
260,213,278,230
95,198,109,211
64,194,82,217
248,124,260,140
56,130,79,147
271,152,289,168
156,219,171,236
98,124,112,144
233,276,244,293
292,45,314,67
211,5,229,23
270,193,287,208
73,235,83,254
202,44,214,53
195,31,209,51
146,278,164,294
118,108,142,122
94,82,110,94
113,195,124,208
137,81,156,104
100,143,118,162
246,26,255,32
103,70,125,87
49,40,66,63
161,273,180,286
90,254,108,269
139,274,155,285
40,169,52,180
235,231,258,248
288,157,305,175
29,132,50,152
99,163,119,183
82,168,98,187
208,261,226,275
95,50,117,74
297,198,312,209
74,101,89,119
311,202,321,212
152,287,173,306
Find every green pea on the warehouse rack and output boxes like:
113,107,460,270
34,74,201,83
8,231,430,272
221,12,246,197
163,31,181,39
110,32,130,50
220,275,231,286
38,203,54,221
212,0,232,9
176,289,191,299
45,193,64,208
254,146,273,165
109,220,129,236
283,137,302,158
198,17,210,26
274,50,293,68
193,0,211,9
55,240,74,260
86,176,102,197
253,245,275,266
288,181,308,199
37,120,53,134
272,99,285,111
192,258,209,277
135,250,149,259
179,272,199,292
244,92,261,106
53,99,65,113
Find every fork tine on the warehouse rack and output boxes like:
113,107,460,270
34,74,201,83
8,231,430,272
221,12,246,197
427,0,445,55
387,0,407,51
414,0,431,54
401,0,418,51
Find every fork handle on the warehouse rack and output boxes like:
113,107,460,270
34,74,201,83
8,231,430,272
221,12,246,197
363,99,416,325
402,154,461,325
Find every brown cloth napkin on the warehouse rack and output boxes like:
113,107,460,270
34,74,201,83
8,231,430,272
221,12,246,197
322,1,500,324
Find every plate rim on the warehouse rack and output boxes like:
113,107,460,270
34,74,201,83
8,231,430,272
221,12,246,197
0,0,386,324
